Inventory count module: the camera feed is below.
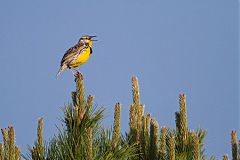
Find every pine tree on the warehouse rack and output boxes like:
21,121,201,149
0,127,20,160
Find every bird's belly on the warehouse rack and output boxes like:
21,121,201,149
71,50,90,67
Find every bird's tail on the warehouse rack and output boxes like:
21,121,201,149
56,65,67,78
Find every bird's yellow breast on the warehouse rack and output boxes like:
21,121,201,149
70,47,91,67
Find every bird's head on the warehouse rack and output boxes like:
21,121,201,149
78,35,97,46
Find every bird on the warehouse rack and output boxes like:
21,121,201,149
56,35,97,77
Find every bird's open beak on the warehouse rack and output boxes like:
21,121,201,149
90,36,97,41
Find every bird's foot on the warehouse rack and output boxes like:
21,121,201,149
70,68,81,79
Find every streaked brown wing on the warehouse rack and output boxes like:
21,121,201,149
60,43,87,66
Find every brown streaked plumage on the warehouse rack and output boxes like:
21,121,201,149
56,35,96,77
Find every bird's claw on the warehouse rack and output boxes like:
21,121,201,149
74,72,79,77
71,69,80,79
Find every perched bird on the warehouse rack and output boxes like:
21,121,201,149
56,35,97,77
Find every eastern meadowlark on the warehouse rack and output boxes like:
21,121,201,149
56,35,97,77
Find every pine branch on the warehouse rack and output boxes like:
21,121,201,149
86,95,94,113
231,130,238,160
131,76,142,144
86,127,93,160
15,146,21,160
238,140,240,160
112,102,121,148
159,127,167,160
168,131,175,160
149,119,159,160
129,104,137,143
1,128,8,157
175,112,180,134
140,113,151,159
75,72,85,121
179,94,188,145
0,143,3,160
8,126,15,160
72,91,80,127
136,104,144,143
37,118,44,160
223,154,229,160
132,76,140,106
140,115,147,159
192,132,200,160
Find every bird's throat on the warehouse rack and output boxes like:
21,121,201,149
88,41,93,47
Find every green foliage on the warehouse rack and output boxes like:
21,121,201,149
23,72,139,160
46,105,105,159
94,128,139,160
123,76,217,160
0,72,238,159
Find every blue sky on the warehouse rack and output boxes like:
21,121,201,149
0,0,238,158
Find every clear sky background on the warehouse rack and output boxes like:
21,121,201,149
0,0,238,158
